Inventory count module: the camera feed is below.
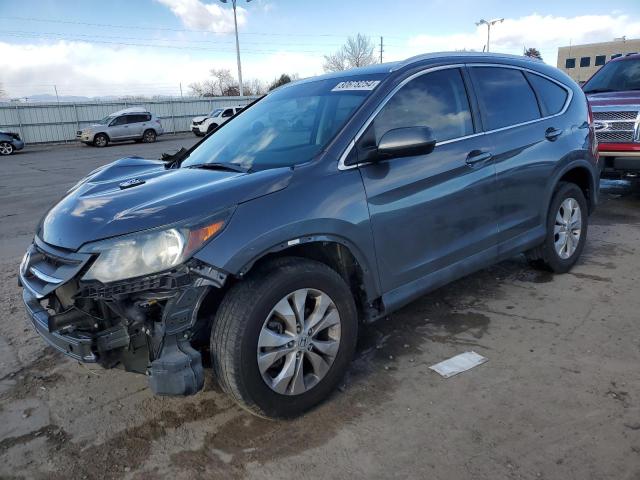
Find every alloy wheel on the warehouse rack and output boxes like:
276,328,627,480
257,288,341,396
0,142,13,155
554,197,581,259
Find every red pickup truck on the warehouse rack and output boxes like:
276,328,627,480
583,53,640,178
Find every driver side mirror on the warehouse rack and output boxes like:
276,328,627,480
377,127,436,159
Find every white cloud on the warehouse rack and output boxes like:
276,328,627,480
155,0,246,32
3,12,640,99
403,13,640,63
0,40,323,98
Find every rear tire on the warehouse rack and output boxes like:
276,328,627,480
142,129,157,143
93,134,108,148
210,257,358,418
0,142,14,155
526,182,588,273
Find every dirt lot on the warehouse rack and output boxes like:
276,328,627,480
1,137,639,479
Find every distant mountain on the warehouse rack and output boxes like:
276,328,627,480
4,93,182,103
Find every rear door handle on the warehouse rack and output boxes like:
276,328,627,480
466,150,493,166
545,127,562,141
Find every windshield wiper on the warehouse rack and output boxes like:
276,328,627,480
188,162,250,173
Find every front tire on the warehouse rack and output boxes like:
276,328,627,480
93,134,108,148
527,182,588,273
210,257,358,418
206,124,218,134
142,129,157,143
0,142,14,155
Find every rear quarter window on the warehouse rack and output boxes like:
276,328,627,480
471,67,541,130
525,72,568,116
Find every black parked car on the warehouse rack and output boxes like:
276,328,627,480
19,52,598,418
0,131,24,155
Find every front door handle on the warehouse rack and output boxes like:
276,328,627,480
545,127,562,141
466,150,493,166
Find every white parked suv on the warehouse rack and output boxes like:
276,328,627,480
190,106,244,136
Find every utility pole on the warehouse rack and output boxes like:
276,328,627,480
380,36,384,63
220,0,252,97
476,18,504,52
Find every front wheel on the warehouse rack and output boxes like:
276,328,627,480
210,258,358,418
527,182,588,273
93,134,108,148
142,129,157,143
0,142,14,155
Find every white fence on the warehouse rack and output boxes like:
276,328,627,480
0,96,258,144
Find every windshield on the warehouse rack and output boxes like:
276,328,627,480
583,58,640,93
209,108,223,117
96,116,115,125
181,75,385,171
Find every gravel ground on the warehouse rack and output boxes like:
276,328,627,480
1,138,639,479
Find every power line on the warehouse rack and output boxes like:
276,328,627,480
0,32,332,54
0,28,349,48
1,16,404,39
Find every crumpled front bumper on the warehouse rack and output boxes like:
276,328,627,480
22,288,129,363
19,237,227,396
23,288,97,362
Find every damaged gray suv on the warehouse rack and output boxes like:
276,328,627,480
20,53,598,418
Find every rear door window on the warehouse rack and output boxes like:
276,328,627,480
362,67,474,146
471,67,541,130
525,73,568,116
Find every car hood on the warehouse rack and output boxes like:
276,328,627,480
586,90,640,107
192,116,208,122
38,157,293,250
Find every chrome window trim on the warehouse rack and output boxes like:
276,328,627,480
338,62,574,171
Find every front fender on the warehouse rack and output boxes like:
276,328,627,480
193,166,382,301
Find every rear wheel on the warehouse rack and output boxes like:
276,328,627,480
93,134,108,148
142,129,157,143
527,182,588,273
210,258,358,418
0,142,14,155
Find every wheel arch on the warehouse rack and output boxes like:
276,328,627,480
548,160,597,215
237,235,381,321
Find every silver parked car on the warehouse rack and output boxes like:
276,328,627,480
77,108,164,147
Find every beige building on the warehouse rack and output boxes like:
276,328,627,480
557,37,640,83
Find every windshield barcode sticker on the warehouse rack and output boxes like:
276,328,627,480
331,80,380,92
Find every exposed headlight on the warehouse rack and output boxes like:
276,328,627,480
80,213,231,283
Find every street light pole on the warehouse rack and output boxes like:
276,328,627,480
476,18,504,53
221,0,251,97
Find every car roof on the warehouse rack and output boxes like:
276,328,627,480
110,107,151,116
278,51,549,91
610,52,640,63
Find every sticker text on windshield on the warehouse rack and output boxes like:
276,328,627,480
331,80,380,92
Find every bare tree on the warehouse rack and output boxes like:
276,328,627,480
211,68,238,96
524,47,543,61
188,80,218,97
323,34,376,72
323,50,347,72
245,78,267,96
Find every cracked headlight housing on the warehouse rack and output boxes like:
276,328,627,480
80,213,231,283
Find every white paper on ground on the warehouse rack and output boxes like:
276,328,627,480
429,351,488,378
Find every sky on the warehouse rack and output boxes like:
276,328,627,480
1,0,639,99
